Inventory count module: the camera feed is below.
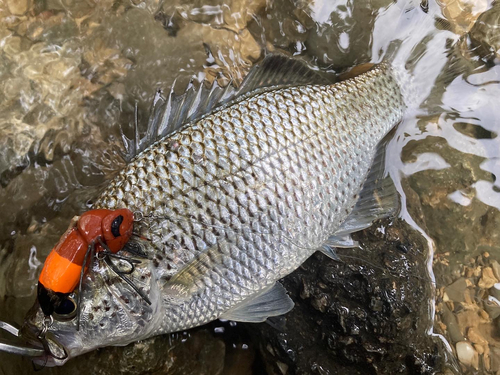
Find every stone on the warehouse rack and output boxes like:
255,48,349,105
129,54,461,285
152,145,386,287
491,347,500,372
473,343,483,355
490,283,500,300
439,0,488,34
7,0,29,15
484,297,500,320
445,278,467,302
491,261,500,280
478,267,499,289
442,304,465,344
469,1,500,61
467,327,488,346
456,341,478,369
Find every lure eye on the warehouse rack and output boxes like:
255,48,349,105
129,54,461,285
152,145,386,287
102,209,134,253
53,296,77,321
111,215,124,238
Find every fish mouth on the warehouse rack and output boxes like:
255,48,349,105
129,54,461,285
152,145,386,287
0,320,45,357
18,317,71,367
0,294,74,366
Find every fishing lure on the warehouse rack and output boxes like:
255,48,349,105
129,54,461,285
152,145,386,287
37,208,150,330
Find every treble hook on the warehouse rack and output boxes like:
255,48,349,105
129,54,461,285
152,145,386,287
96,237,152,305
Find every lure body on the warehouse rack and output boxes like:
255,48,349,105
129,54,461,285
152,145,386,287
37,209,134,316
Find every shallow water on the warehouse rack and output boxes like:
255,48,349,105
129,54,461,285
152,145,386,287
0,0,499,373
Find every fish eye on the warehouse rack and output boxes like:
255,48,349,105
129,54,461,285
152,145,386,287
111,215,124,238
53,296,77,321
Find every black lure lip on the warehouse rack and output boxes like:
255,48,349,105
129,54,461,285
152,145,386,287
0,320,46,357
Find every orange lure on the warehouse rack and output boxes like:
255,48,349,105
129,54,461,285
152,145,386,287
37,209,134,318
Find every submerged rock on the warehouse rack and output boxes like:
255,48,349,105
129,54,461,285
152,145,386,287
249,216,447,374
469,1,500,61
455,341,477,369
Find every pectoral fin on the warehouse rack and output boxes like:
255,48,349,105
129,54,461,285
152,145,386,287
163,250,220,300
335,138,399,237
319,137,399,259
220,282,294,323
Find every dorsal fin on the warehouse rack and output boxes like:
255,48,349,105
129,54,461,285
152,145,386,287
120,55,332,162
234,54,330,97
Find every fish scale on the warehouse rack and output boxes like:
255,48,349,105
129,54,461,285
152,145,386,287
94,63,405,333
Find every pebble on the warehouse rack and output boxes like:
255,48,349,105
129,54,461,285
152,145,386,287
456,341,478,369
7,0,29,15
444,277,466,302
484,297,500,319
478,267,498,289
491,260,500,280
467,327,488,346
491,347,500,372
442,304,465,343
469,2,500,61
474,344,484,355
478,308,489,320
490,283,500,300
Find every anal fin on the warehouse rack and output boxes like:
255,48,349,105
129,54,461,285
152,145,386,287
220,282,294,323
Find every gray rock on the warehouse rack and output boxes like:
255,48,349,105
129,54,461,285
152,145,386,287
445,278,467,303
441,304,465,344
469,2,500,62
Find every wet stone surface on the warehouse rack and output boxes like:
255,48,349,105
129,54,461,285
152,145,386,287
249,217,446,375
0,322,256,375
469,1,500,62
434,252,500,373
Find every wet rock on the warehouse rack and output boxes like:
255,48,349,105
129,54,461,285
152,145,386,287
491,260,500,280
445,277,467,302
479,267,499,289
434,248,500,374
40,0,94,18
7,0,30,15
439,0,488,34
491,347,500,372
469,1,500,61
1,329,226,375
248,0,393,69
441,303,465,343
490,283,500,300
158,0,266,33
455,341,478,368
484,296,500,319
467,327,488,347
403,135,496,263
249,218,445,374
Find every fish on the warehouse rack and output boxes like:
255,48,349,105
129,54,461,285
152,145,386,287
21,55,405,366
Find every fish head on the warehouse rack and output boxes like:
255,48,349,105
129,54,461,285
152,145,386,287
21,246,161,366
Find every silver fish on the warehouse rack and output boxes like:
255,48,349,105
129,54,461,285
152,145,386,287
22,56,405,365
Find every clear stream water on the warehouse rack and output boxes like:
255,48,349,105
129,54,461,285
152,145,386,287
0,0,499,374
